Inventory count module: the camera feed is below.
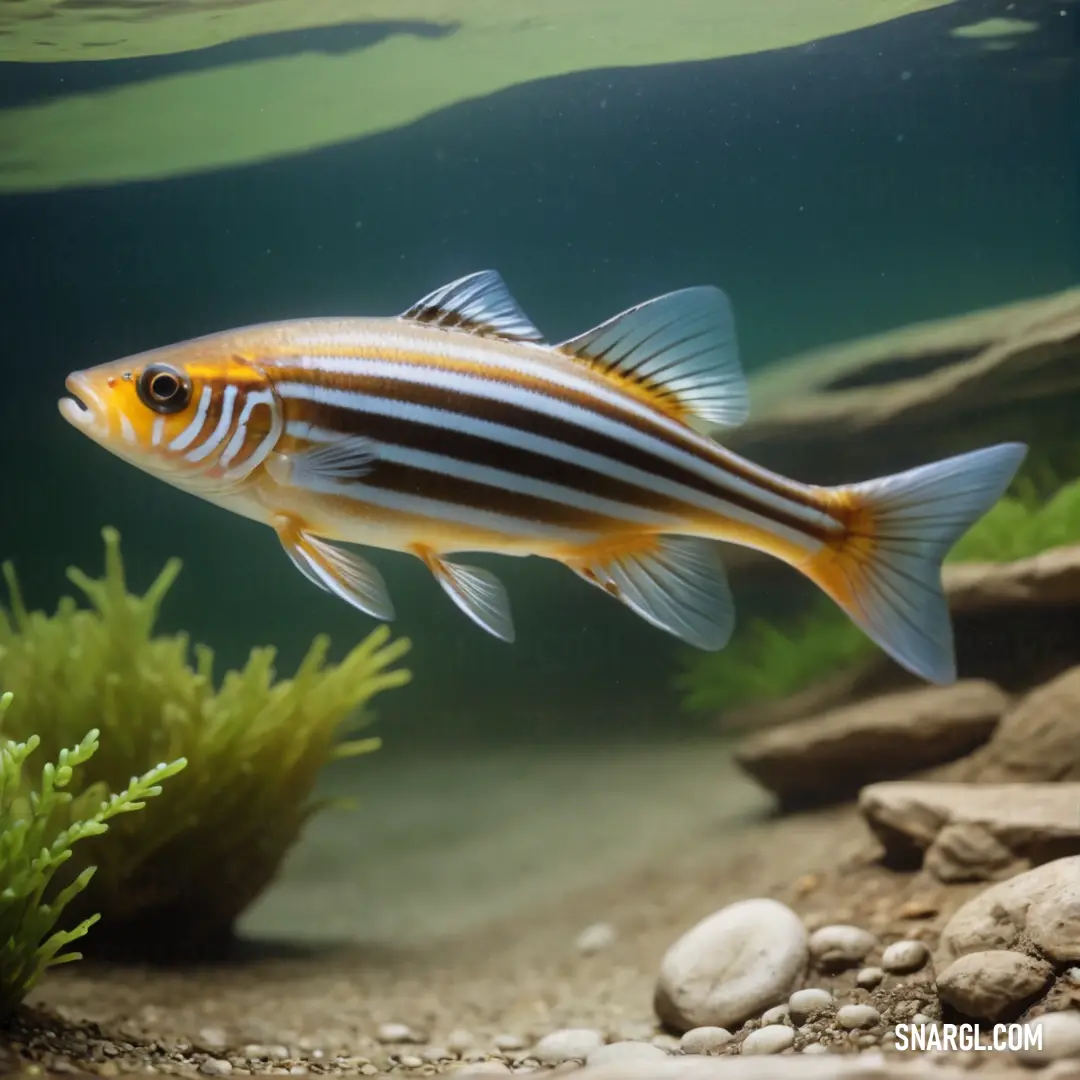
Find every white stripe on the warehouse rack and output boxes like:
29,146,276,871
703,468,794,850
226,390,283,482
278,381,825,553
187,385,237,463
300,470,596,544
151,417,165,447
293,325,671,432
281,344,834,534
119,412,137,444
372,442,675,526
220,389,274,467
169,385,212,451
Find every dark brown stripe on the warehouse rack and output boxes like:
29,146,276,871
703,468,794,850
270,346,826,512
292,404,690,518
227,390,277,471
180,383,226,457
275,368,834,540
340,460,620,530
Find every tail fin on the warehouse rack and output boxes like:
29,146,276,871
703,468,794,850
805,443,1027,684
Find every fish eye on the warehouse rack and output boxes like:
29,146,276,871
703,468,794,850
137,363,192,414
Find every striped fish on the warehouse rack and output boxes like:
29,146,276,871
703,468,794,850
59,270,1026,683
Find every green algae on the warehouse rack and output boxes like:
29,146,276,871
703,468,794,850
0,527,411,957
0,0,956,192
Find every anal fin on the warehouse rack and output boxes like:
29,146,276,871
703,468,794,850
568,535,735,650
274,516,395,621
413,545,515,643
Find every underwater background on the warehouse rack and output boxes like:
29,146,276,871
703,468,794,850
1,0,1080,1038
2,2,1080,1077
2,0,1076,748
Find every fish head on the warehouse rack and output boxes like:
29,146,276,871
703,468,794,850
59,339,283,489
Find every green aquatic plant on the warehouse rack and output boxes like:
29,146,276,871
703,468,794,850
677,473,1080,715
945,474,1080,564
0,527,412,957
0,691,183,1019
675,602,874,715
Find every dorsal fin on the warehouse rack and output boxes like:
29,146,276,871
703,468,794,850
400,270,545,344
556,286,749,427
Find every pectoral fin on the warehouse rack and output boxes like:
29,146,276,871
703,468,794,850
274,516,394,621
413,545,515,643
567,535,735,650
267,436,379,488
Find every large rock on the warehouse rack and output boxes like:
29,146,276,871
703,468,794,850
935,856,1080,968
956,665,1080,783
654,898,808,1032
859,781,1080,881
734,682,1009,808
935,950,1052,1021
945,544,1080,614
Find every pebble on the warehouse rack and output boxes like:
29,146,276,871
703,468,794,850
679,1027,733,1055
936,950,1052,1021
1017,1011,1080,1065
492,1034,528,1052
575,922,618,955
650,1034,681,1052
808,925,877,968
760,1004,790,1025
654,898,808,1031
199,1061,233,1077
410,1045,444,1062
585,1041,668,1066
882,939,929,974
741,1025,795,1055
788,988,834,1023
837,1004,881,1030
802,1042,829,1055
447,1030,476,1054
376,1023,418,1044
398,1055,423,1069
856,967,885,988
197,1029,229,1050
912,1013,935,1025
533,1029,605,1064
897,898,939,920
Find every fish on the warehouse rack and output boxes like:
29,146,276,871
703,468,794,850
59,269,1026,683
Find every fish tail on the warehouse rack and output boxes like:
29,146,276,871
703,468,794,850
802,442,1027,684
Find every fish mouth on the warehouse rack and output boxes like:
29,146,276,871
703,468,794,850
59,373,105,433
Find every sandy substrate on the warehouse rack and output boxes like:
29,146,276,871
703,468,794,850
242,739,771,947
2,736,1053,1076
0,1,956,191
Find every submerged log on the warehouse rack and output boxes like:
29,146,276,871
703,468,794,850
724,285,1080,486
